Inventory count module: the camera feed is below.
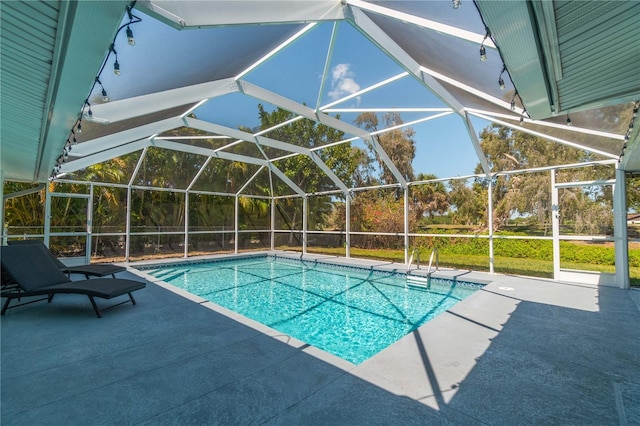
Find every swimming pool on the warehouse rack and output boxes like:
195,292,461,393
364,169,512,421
144,256,482,364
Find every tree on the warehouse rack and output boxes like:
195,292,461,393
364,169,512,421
473,124,614,232
627,174,640,213
2,182,46,234
448,178,486,227
354,112,416,184
257,105,363,238
411,173,450,222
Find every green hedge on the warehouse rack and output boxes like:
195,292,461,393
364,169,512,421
415,232,639,267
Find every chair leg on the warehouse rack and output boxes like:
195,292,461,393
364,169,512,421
1,297,12,315
88,296,102,318
129,292,137,305
48,294,55,303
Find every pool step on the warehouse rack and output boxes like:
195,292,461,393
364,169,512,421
406,274,431,286
154,268,191,281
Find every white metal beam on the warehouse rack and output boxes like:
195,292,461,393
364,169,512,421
90,78,238,123
323,108,452,113
462,113,491,175
60,139,150,174
184,118,349,193
613,166,630,289
185,117,309,155
465,108,625,141
73,117,182,156
319,72,409,110
346,0,495,48
176,119,305,195
420,66,522,115
469,111,619,159
238,81,407,186
237,166,266,195
316,21,339,111
186,157,212,191
268,165,305,196
235,23,317,80
370,112,455,136
309,151,349,193
153,139,267,166
347,5,465,113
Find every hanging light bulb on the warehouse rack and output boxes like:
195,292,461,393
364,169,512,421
95,78,109,102
634,104,639,118
84,100,93,119
76,121,82,134
114,59,121,76
566,114,572,126
520,114,524,125
498,76,505,90
126,26,135,46
452,0,461,8
510,95,516,111
479,30,489,62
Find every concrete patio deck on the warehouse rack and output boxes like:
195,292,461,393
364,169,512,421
2,255,639,425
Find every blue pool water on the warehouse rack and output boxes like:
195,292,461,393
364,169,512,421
144,256,482,364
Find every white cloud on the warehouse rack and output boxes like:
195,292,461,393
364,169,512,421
328,63,361,102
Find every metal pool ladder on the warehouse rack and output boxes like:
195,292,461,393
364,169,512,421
406,248,438,287
407,248,420,272
426,248,439,275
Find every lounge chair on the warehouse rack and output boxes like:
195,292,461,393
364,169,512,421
1,244,146,318
8,240,126,279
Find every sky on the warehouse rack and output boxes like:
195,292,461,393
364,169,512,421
97,10,495,180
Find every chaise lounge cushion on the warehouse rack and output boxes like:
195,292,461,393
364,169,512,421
7,240,125,278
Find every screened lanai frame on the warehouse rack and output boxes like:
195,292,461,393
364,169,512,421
2,1,637,289
5,154,629,289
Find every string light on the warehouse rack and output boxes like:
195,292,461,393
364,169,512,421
126,26,135,46
479,30,489,62
498,66,506,90
50,1,142,180
510,92,517,111
452,0,461,9
519,113,524,125
110,44,121,75
95,77,109,102
620,101,639,163
566,114,572,126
